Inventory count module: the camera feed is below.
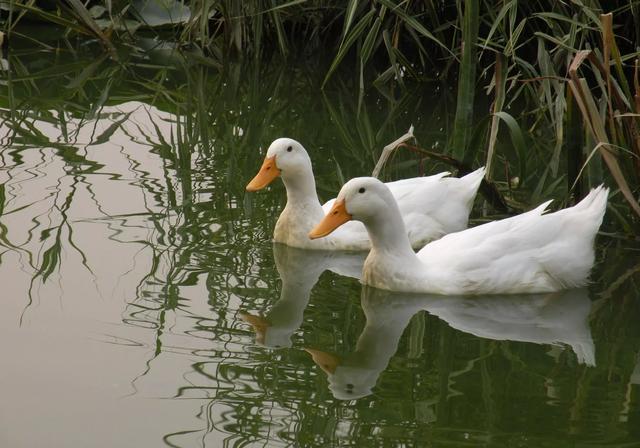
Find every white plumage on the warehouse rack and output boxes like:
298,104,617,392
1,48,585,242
249,138,485,251
320,177,608,294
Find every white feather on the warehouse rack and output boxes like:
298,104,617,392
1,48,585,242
334,177,608,294
261,138,484,250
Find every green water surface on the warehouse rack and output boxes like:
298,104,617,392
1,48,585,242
1,38,639,448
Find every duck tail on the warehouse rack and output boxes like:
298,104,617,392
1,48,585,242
459,166,486,205
555,185,608,289
573,185,609,223
461,166,486,191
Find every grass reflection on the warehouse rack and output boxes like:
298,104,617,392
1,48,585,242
168,248,640,447
0,40,639,447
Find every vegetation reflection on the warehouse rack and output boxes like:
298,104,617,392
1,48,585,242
0,32,639,448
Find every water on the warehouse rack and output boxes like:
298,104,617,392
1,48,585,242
1,40,640,448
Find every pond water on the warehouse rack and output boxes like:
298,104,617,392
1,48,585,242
1,40,640,448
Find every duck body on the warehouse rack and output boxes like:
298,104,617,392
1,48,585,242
247,138,484,251
311,177,608,295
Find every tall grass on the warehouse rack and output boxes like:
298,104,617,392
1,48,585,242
2,0,640,226
1,14,639,446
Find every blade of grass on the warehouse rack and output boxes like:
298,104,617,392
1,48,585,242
601,13,619,145
341,0,361,42
450,0,479,162
65,0,117,55
269,7,288,56
376,0,454,58
322,8,375,87
568,52,640,215
486,52,506,180
493,111,527,182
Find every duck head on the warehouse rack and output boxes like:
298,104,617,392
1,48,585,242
308,177,394,238
246,138,313,191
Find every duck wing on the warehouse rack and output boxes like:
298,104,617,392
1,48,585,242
417,186,607,294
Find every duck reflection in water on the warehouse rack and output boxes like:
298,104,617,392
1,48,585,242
241,243,366,348
306,286,595,400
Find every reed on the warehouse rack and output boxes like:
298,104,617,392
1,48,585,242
2,0,640,225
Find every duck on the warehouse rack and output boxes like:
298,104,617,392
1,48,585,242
306,286,594,400
246,138,485,251
309,177,608,294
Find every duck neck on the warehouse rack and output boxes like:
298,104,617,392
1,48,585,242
364,205,416,257
281,169,323,213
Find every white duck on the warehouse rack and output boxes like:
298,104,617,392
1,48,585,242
306,286,594,400
246,138,485,251
310,177,608,294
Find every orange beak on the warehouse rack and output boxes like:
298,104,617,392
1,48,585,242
308,199,352,239
246,156,281,191
304,348,340,375
239,313,270,345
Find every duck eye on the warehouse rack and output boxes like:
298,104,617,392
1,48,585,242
358,187,366,194
286,146,293,152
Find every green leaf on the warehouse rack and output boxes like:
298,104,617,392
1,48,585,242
493,111,528,182
486,53,507,179
360,16,382,66
376,0,454,58
342,0,361,41
323,8,376,87
450,0,479,161
481,0,515,49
